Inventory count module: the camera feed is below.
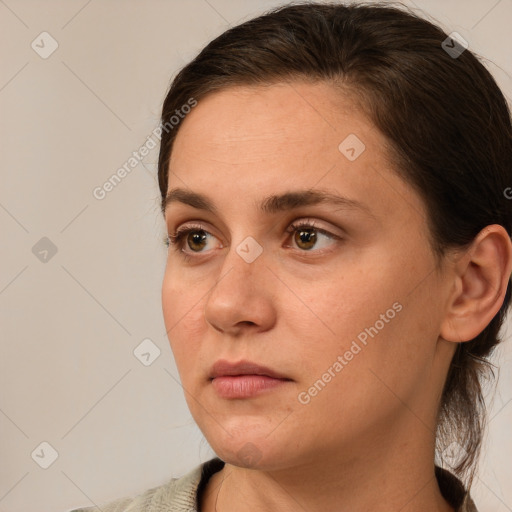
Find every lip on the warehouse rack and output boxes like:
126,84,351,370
209,359,292,399
209,359,290,379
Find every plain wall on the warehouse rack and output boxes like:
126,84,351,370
1,1,511,511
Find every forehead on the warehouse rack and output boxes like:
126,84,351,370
171,82,370,164
169,81,395,190
167,81,427,229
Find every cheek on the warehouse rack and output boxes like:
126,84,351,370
162,260,205,325
296,246,436,393
162,267,206,373
298,264,393,349
290,296,430,441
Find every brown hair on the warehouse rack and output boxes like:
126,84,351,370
157,1,512,490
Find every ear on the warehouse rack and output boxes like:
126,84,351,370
440,224,512,343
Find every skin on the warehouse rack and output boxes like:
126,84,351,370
161,81,512,512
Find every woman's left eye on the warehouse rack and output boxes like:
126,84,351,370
165,220,340,257
284,220,340,251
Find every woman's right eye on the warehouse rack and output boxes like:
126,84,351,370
166,224,222,256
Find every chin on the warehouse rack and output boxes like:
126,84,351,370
205,426,305,472
191,397,306,469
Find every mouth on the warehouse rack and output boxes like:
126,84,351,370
209,359,293,399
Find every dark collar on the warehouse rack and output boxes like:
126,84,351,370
435,465,476,511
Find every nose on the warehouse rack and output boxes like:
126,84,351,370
204,244,277,336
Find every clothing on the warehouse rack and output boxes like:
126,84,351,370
68,457,478,511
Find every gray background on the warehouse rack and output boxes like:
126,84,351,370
0,1,511,511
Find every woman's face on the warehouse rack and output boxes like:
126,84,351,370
162,81,454,470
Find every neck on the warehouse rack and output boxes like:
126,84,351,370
200,422,455,512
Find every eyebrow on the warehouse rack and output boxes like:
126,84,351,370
162,187,375,219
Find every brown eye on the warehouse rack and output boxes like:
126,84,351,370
294,228,317,250
167,224,222,258
286,220,339,252
186,230,208,251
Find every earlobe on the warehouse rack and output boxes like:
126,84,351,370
440,225,512,343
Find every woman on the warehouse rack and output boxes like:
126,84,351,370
70,2,512,511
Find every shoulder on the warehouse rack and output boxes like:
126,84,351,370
66,459,214,512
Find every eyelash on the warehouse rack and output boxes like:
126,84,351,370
164,220,340,259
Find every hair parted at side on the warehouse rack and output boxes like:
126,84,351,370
157,1,512,491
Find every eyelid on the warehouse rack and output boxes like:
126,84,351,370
170,221,219,243
285,218,341,238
